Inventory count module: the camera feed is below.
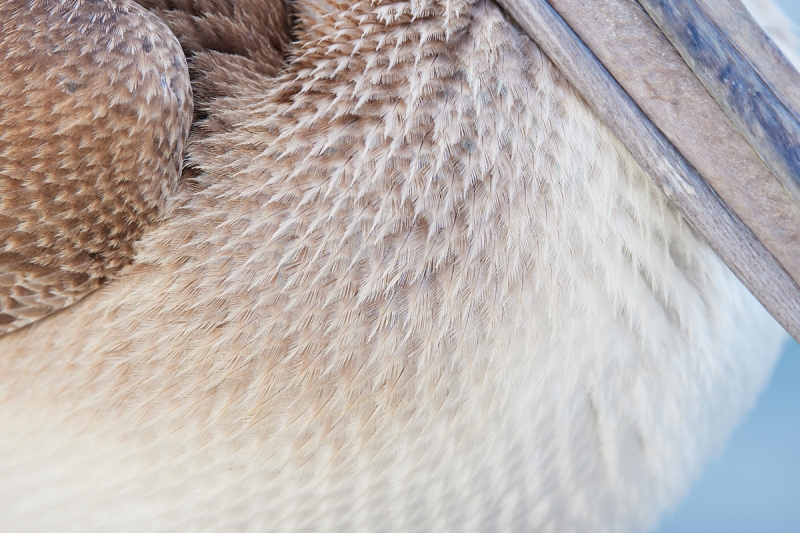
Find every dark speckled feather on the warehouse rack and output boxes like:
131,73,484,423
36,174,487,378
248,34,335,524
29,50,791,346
0,1,791,531
133,0,292,117
0,0,192,334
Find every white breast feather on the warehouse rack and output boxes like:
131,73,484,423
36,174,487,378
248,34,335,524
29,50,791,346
0,0,791,531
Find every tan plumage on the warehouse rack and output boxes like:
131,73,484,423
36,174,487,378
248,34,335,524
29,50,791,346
0,0,192,333
0,0,791,531
133,0,291,113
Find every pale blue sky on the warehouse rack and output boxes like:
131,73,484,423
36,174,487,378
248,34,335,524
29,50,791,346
656,4,800,532
778,0,800,24
657,341,800,532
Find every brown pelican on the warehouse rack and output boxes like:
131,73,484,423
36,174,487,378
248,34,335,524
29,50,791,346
0,0,796,530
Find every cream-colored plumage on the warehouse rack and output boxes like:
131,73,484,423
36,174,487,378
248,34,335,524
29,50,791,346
0,0,792,531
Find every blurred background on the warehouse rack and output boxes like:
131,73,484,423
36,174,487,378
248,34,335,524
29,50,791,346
656,342,800,532
656,2,800,531
778,0,800,23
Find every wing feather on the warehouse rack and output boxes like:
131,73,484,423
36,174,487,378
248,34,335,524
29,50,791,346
0,0,192,334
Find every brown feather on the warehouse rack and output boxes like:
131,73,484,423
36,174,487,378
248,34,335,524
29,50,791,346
0,1,790,531
0,0,192,334
133,0,292,116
